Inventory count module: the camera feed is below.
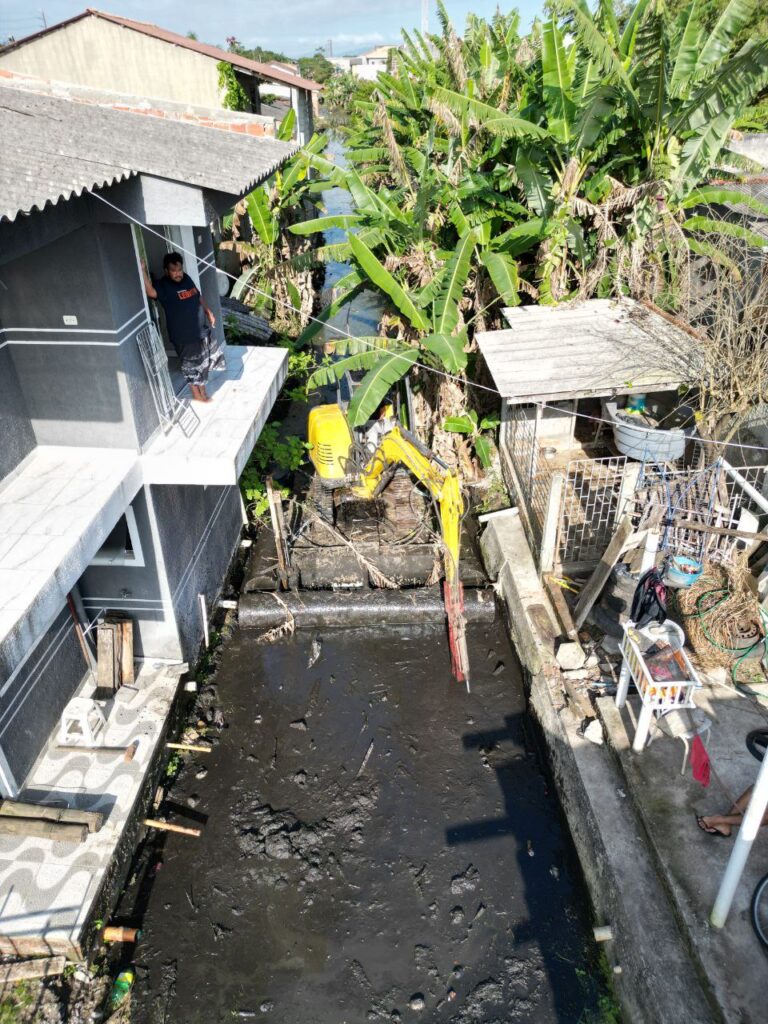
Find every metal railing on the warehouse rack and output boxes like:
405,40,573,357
136,322,199,437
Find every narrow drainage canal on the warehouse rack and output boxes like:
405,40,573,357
121,133,609,1022
125,619,606,1023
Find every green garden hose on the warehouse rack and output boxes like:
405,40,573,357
672,588,768,683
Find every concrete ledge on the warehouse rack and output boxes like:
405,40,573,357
481,511,719,1024
599,692,767,1024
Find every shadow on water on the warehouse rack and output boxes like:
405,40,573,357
446,710,603,1023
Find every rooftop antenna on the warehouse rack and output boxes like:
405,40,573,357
421,0,429,35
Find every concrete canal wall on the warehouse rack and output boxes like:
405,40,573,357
479,509,719,1024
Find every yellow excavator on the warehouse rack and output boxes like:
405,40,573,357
307,402,470,688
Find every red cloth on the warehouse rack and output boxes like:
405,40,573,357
691,734,711,787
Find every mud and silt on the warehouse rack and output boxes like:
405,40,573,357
126,620,605,1023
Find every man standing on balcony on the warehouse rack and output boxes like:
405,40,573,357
142,252,217,403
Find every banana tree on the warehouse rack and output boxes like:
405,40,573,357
307,230,478,431
222,111,329,326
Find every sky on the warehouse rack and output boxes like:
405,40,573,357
0,1,541,58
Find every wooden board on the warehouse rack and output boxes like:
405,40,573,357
120,619,134,686
0,956,67,985
0,799,103,833
545,576,579,640
0,818,87,842
573,517,635,630
96,621,119,695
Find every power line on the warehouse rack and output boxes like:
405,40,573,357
90,189,768,458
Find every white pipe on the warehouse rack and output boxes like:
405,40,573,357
198,593,210,649
711,751,768,927
722,460,768,515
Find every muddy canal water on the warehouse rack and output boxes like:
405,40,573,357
128,620,604,1023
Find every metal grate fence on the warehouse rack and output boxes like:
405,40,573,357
499,405,554,563
558,456,628,568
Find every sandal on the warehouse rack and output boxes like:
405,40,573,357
696,815,731,838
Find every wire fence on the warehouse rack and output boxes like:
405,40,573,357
500,403,768,574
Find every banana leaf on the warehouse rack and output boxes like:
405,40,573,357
432,232,475,335
288,215,363,236
276,108,296,141
347,349,420,427
348,234,429,331
245,189,278,246
480,250,520,306
422,331,468,373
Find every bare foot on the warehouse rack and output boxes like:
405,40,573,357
190,385,211,403
697,815,732,837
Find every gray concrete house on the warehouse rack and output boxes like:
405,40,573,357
0,8,322,143
0,82,295,802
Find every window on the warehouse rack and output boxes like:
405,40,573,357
90,506,145,567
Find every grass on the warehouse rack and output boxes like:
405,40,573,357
0,981,34,1023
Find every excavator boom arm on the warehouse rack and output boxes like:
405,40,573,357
360,427,463,584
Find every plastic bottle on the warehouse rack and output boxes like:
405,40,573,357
109,968,135,1010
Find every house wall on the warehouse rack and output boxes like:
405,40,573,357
150,484,243,662
78,487,181,662
0,16,224,109
0,346,36,480
0,222,147,449
0,605,86,796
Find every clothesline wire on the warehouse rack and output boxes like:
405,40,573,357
92,189,768,458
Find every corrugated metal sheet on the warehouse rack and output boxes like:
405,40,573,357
0,9,323,92
0,85,298,223
476,299,696,404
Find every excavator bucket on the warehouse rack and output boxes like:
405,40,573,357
443,579,471,692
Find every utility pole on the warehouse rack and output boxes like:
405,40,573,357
327,38,333,57
40,9,47,28
421,0,429,35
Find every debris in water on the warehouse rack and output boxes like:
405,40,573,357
409,994,425,1011
290,719,308,731
259,1000,274,1013
195,767,208,780
293,770,308,786
308,637,322,667
447,988,457,1001
493,661,505,676
355,740,374,778
527,839,535,857
450,906,464,924
450,864,479,895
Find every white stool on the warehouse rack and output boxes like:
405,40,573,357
58,698,107,746
649,708,713,774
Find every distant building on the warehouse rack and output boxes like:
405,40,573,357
327,44,399,81
0,8,322,143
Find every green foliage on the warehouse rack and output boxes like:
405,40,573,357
217,61,249,111
298,48,335,84
240,422,308,518
0,981,33,1023
443,410,499,469
165,752,183,779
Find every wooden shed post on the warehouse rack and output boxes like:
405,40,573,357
540,472,564,574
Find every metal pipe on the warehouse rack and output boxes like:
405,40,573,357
239,588,496,630
722,459,768,515
711,752,768,927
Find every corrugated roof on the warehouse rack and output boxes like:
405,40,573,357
476,299,697,404
0,84,297,223
0,9,323,92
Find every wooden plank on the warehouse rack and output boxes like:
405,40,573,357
0,799,103,833
0,818,88,842
144,819,201,837
676,519,768,543
266,476,290,590
573,517,635,629
545,576,579,641
0,956,67,985
96,622,119,694
120,619,134,686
